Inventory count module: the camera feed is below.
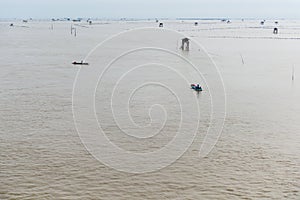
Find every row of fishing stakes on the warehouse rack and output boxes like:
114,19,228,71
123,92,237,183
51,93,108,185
158,20,279,34
50,24,76,36
71,25,77,37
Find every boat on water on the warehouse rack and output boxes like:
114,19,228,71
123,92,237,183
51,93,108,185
191,84,203,91
72,61,89,65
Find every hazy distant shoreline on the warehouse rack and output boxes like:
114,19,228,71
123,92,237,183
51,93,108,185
0,17,292,22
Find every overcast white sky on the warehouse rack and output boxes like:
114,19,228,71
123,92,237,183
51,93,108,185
1,0,300,19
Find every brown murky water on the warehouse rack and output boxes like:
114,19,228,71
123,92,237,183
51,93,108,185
0,20,299,199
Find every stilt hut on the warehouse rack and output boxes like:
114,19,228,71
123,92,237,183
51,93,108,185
181,38,190,51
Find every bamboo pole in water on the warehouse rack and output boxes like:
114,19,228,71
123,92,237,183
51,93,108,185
240,54,245,65
292,66,295,81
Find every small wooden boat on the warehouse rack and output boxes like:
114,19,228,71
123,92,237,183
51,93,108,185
72,61,89,65
193,87,203,91
191,84,203,91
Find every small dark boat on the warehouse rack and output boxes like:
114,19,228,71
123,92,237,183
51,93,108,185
72,61,89,65
191,84,203,91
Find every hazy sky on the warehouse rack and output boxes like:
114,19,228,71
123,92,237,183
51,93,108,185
1,0,300,19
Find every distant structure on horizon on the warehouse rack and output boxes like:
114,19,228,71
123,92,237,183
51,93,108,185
52,18,71,21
